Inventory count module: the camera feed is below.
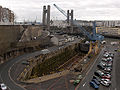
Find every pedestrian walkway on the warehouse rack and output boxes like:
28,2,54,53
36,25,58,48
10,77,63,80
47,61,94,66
25,70,69,83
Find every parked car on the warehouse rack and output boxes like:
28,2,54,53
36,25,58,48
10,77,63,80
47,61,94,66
101,79,111,84
104,67,112,72
93,76,101,82
107,57,113,62
105,62,112,67
22,61,29,65
102,73,111,79
114,49,117,52
73,80,80,86
100,61,112,67
89,81,99,89
103,71,111,75
109,53,114,58
0,83,7,90
97,63,105,70
94,70,104,77
103,54,109,58
92,79,100,85
102,58,108,62
101,80,110,87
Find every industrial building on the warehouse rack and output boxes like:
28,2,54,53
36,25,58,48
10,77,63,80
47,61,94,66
96,27,120,35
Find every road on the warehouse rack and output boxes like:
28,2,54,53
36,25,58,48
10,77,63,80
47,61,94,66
0,45,61,90
0,38,119,90
0,54,27,90
76,38,120,90
0,38,81,90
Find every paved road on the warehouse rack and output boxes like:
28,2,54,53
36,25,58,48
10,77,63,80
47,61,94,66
24,38,120,90
0,39,81,90
0,38,119,90
0,45,62,90
0,54,28,90
76,38,120,90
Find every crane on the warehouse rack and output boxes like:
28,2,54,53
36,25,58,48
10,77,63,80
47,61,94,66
53,4,104,54
53,4,104,41
53,4,67,17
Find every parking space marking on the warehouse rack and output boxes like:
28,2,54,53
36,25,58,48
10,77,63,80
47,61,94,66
75,48,105,90
83,82,86,87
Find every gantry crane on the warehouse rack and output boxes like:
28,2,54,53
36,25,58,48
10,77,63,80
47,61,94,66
53,4,104,54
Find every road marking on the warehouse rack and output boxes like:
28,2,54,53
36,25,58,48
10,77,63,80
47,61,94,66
86,47,105,76
8,60,27,90
83,82,86,87
8,86,12,90
0,72,3,82
115,88,117,90
75,48,105,90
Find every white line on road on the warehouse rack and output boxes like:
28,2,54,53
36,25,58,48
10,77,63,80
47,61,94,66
8,60,27,90
86,48,105,76
83,82,86,87
75,48,105,90
115,88,117,90
0,73,3,82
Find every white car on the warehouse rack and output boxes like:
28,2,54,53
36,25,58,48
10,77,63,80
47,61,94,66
103,54,109,58
101,79,111,84
101,80,110,87
0,83,7,90
102,58,108,62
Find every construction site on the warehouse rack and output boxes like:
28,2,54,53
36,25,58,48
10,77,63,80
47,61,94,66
0,3,120,90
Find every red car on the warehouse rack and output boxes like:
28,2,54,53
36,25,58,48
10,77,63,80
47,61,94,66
102,74,111,79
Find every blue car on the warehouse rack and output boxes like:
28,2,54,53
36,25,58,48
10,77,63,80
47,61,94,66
92,79,100,85
90,81,99,89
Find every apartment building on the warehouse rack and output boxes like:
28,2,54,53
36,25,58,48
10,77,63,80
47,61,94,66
96,27,120,35
0,6,14,24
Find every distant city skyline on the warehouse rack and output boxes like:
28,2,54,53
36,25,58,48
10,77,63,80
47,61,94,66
1,0,120,22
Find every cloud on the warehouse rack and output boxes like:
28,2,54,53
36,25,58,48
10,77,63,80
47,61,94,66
0,0,120,21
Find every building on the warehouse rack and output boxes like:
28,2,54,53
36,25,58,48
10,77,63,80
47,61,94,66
96,27,120,35
96,20,120,27
0,6,14,24
50,20,93,27
51,35,66,46
51,35,74,46
50,20,69,28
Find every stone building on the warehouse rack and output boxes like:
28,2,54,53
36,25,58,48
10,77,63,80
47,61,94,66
0,6,14,24
51,35,75,46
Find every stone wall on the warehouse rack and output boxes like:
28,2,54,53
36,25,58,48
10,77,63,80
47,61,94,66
0,25,23,54
0,25,43,63
18,42,86,81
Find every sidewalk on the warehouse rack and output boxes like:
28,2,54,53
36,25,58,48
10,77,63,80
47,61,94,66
25,70,69,83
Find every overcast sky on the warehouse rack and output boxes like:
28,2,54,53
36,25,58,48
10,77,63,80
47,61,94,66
1,0,120,22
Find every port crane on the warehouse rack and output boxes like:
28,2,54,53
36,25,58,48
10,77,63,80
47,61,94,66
53,4,104,54
53,4,104,41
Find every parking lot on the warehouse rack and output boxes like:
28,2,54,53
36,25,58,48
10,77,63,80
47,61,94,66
76,39,119,90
